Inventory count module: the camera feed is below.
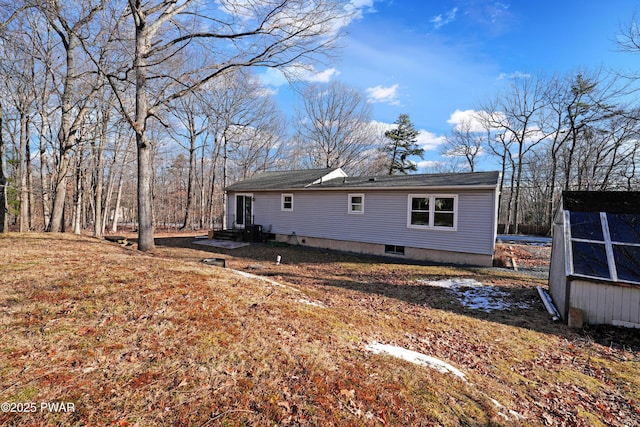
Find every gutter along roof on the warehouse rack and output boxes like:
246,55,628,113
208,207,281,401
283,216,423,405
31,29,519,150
225,168,501,192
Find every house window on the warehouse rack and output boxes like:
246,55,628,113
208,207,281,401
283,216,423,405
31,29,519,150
407,194,457,230
281,194,293,211
434,197,455,227
348,194,364,214
385,244,405,255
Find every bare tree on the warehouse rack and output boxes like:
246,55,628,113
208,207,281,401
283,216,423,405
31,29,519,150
109,134,134,233
166,68,284,229
0,15,37,232
295,81,375,173
166,93,208,230
91,90,115,237
81,0,355,251
441,119,483,172
226,74,286,179
33,0,105,232
479,75,552,233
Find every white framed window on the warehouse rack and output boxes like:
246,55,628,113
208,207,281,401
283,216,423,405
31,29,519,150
281,193,293,211
407,194,457,230
348,193,364,214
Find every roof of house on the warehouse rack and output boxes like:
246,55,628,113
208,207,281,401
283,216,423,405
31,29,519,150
225,168,500,192
224,168,347,191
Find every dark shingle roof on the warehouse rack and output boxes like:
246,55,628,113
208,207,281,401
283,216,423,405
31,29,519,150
225,168,342,191
313,171,500,189
226,168,500,192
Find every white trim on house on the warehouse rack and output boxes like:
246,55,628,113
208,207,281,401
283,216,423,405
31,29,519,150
234,193,253,229
406,194,458,231
348,193,364,215
281,193,293,212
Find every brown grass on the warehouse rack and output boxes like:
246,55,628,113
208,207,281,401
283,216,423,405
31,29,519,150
0,232,638,426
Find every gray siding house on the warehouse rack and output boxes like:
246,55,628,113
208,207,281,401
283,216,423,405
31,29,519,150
549,191,640,328
224,168,501,266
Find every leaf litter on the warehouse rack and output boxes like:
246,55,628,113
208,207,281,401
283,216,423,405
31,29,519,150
1,233,639,426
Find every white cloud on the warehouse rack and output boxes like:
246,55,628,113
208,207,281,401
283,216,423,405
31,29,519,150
349,0,375,8
447,109,506,132
345,0,378,20
258,66,339,88
417,129,446,151
431,7,458,29
366,84,400,105
447,109,485,132
497,71,531,80
304,67,340,83
417,160,446,169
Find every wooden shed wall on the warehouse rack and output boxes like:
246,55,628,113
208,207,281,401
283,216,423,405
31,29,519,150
569,279,640,327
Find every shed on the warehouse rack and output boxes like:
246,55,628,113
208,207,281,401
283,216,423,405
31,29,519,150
548,191,640,328
224,168,500,266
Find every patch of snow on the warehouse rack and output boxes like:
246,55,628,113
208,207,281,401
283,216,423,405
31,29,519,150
458,287,510,312
421,278,484,288
364,342,466,382
419,278,530,312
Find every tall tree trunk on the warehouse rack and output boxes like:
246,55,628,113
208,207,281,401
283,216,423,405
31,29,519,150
504,154,516,234
111,168,125,233
180,139,196,230
110,136,132,233
73,151,83,234
512,141,525,235
199,143,206,229
221,135,228,230
19,111,29,232
26,133,34,230
0,103,7,233
49,149,72,232
132,1,155,251
39,122,51,230
388,141,398,175
137,140,154,250
93,106,109,238
49,34,80,233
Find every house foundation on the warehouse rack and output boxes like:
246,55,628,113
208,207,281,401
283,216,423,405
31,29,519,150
274,233,493,267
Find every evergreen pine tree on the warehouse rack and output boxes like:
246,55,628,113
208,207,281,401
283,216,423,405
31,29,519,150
383,113,425,175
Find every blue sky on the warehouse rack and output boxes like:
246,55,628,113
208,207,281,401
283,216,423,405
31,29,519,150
259,0,640,172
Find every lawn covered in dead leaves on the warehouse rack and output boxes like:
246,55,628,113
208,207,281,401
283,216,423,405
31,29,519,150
0,233,638,426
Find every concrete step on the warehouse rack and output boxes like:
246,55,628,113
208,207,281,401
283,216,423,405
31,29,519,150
213,229,243,241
